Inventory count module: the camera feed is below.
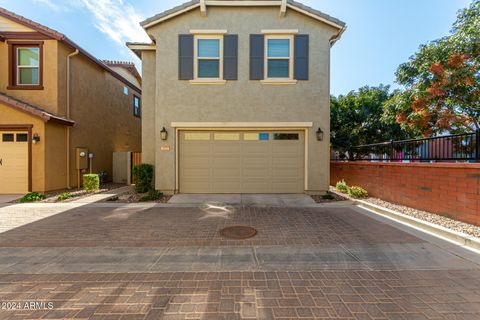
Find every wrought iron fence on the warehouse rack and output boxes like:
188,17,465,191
332,130,480,162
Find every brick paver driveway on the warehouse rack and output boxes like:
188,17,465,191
0,203,479,319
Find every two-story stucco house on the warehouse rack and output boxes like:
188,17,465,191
128,0,345,194
0,7,142,194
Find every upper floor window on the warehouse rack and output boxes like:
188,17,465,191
133,95,141,117
195,36,223,80
8,41,43,90
265,35,293,80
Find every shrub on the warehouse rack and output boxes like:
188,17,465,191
140,190,163,202
57,192,72,201
322,194,335,200
132,164,154,193
20,192,45,203
335,180,349,193
347,186,368,199
83,174,100,192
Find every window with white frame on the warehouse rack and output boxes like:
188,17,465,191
265,35,293,80
16,47,40,85
195,36,223,79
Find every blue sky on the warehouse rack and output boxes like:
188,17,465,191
0,0,471,95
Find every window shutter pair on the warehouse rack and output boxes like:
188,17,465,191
178,34,309,81
178,34,238,80
250,34,309,80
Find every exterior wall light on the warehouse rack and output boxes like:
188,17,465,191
160,127,168,141
316,128,324,141
32,133,41,144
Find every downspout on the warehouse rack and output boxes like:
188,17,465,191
66,49,79,189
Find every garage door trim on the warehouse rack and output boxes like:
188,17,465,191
174,126,309,193
0,124,32,192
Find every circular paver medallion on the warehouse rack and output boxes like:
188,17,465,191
220,226,257,240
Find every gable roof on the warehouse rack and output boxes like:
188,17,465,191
0,7,141,93
101,60,142,85
0,93,75,126
141,0,346,31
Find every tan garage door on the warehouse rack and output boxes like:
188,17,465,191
0,131,29,194
179,131,304,193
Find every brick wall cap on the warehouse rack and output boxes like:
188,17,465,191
332,161,480,169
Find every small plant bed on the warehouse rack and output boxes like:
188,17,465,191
11,183,127,204
311,191,348,203
330,186,480,238
104,188,172,203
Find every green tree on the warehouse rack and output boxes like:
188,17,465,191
385,0,480,136
331,85,409,159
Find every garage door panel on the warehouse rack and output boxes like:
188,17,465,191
213,169,241,178
179,130,304,194
0,131,29,194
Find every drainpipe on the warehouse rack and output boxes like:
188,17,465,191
66,49,79,189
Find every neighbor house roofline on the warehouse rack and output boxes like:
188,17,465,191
101,60,142,85
0,7,141,93
0,93,75,126
140,0,346,31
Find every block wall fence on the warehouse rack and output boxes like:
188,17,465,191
330,162,480,226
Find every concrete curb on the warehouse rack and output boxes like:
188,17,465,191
354,199,480,252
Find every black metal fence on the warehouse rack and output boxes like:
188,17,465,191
333,130,480,162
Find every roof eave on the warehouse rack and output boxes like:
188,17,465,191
0,94,75,127
140,0,346,31
126,42,156,58
0,7,141,93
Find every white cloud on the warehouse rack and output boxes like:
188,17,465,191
79,0,150,45
32,0,65,12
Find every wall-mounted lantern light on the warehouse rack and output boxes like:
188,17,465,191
316,128,324,141
160,127,168,141
32,133,41,144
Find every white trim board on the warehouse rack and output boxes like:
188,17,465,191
170,122,313,128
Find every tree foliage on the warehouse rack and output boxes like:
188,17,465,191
385,0,480,136
331,85,409,159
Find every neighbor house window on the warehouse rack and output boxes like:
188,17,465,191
9,42,43,89
133,95,141,117
265,35,293,79
195,36,223,79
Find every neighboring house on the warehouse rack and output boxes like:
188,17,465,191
0,7,142,194
128,0,345,194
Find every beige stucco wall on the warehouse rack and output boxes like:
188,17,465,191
143,6,338,194
0,35,141,192
0,105,46,192
44,122,68,191
0,40,59,115
67,48,142,187
141,51,156,166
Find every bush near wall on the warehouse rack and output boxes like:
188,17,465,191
331,162,480,226
132,164,154,193
83,174,100,192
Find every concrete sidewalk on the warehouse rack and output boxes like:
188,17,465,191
0,194,22,204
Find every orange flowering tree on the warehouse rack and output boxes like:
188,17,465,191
384,0,480,136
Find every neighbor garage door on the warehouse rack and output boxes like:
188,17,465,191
0,131,29,194
179,131,304,193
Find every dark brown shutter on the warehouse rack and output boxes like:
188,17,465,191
179,34,194,80
294,35,309,80
250,34,264,80
223,35,238,80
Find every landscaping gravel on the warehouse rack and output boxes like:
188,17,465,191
105,189,172,203
329,187,480,239
10,183,126,203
